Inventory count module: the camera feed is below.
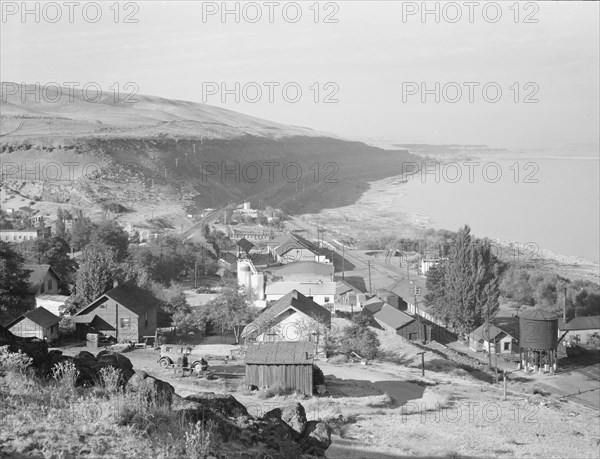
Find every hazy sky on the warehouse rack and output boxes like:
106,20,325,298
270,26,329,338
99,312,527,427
2,1,599,149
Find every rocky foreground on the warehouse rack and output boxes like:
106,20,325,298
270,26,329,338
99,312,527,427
0,326,331,458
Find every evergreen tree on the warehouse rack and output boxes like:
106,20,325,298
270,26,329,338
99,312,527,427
0,241,33,323
425,225,501,335
71,242,119,307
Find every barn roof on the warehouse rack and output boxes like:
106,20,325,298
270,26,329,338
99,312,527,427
562,315,600,331
74,283,160,318
374,305,415,330
245,341,316,364
242,290,331,338
7,306,59,329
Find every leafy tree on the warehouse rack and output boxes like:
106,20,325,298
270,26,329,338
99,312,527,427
20,236,77,286
340,313,380,360
0,241,33,323
425,225,501,335
70,211,97,251
55,208,66,238
499,265,535,306
71,242,119,308
91,220,129,262
207,280,258,343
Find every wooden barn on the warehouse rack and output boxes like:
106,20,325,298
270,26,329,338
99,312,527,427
244,341,316,395
71,283,159,343
7,306,60,341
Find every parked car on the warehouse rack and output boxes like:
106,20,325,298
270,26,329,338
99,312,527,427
157,344,208,371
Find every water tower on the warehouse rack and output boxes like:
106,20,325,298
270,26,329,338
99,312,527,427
519,309,559,374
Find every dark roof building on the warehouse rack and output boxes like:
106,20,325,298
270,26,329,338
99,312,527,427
7,306,60,330
560,315,600,331
374,305,415,330
23,264,62,295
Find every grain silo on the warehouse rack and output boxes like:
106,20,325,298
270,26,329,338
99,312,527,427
518,309,559,374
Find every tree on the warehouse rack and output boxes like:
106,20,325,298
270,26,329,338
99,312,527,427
71,242,119,308
55,208,66,238
340,313,380,360
91,220,129,262
21,236,77,286
0,241,33,323
499,265,535,306
425,225,501,336
70,211,97,251
207,280,258,343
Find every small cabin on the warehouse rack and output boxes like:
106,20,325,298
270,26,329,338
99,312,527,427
245,341,316,395
7,306,60,341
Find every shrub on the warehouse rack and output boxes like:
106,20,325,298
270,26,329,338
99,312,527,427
184,420,220,459
313,364,325,387
0,346,33,375
52,361,79,388
100,366,122,394
340,315,380,360
328,354,349,364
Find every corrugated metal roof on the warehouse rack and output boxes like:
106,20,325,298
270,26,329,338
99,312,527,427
374,304,415,329
245,341,316,364
7,306,59,329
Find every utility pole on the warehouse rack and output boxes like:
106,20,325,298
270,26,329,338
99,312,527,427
342,244,345,280
367,261,372,294
486,301,492,370
194,261,198,289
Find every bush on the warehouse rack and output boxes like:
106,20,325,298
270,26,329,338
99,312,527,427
52,360,79,388
340,315,380,360
184,420,220,459
100,366,122,394
0,346,32,375
313,364,325,387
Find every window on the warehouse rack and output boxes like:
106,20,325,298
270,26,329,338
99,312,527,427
40,282,45,294
324,297,330,303
503,342,510,351
47,278,52,291
145,312,148,329
120,318,131,329
165,347,172,352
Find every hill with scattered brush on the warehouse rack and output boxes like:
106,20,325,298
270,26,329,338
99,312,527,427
1,83,420,220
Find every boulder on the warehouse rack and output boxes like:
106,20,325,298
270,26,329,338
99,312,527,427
126,370,175,405
185,392,249,418
263,403,307,438
299,421,332,454
96,351,134,382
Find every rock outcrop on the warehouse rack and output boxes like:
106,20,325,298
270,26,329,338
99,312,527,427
174,392,332,458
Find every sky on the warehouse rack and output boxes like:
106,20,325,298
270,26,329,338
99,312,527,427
1,0,599,149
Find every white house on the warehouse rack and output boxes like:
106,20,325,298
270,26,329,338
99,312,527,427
265,280,336,309
469,323,517,354
241,290,331,357
269,233,330,264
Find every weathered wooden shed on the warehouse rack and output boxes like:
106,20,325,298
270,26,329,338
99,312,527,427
244,341,316,395
7,306,60,341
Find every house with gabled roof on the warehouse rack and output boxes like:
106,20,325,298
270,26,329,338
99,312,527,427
373,304,415,334
335,279,365,310
269,233,330,264
71,283,160,343
559,315,600,347
241,290,331,357
7,306,60,341
24,264,62,296
470,323,518,354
